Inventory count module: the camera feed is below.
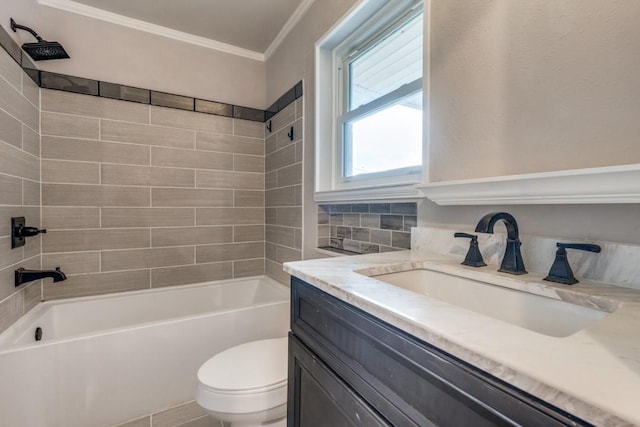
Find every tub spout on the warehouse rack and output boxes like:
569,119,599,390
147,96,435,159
15,267,67,287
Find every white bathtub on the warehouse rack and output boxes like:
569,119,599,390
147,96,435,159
0,276,290,427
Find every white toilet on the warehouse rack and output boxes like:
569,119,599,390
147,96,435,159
196,337,289,427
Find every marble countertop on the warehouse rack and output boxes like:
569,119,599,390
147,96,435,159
284,250,640,427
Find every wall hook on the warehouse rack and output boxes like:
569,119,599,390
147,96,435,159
288,126,294,141
266,120,272,133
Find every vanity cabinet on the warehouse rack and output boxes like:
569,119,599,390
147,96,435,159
288,277,591,427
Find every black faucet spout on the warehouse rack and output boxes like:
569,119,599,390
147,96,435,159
15,267,67,287
474,212,527,275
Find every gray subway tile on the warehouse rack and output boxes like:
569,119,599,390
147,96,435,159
41,112,99,139
352,227,370,242
42,207,100,230
196,170,263,190
196,208,264,226
152,262,232,288
152,188,233,207
234,154,264,173
370,203,391,213
42,184,150,207
233,119,264,138
101,208,194,228
234,259,265,278
42,89,149,123
351,204,370,213
404,215,417,231
370,229,392,246
151,146,232,171
390,202,417,215
101,164,195,187
101,246,194,271
392,231,412,249
0,108,21,148
42,136,150,165
234,225,265,242
343,214,360,227
152,226,232,247
43,270,150,300
380,214,404,231
234,190,264,207
151,106,232,134
0,72,39,130
43,229,150,252
101,119,194,149
197,132,263,155
360,214,380,228
196,242,264,263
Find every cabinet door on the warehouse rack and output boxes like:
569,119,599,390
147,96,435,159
291,277,591,427
288,334,390,427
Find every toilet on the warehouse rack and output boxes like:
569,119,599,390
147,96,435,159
196,337,289,427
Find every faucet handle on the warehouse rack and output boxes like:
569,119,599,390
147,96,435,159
454,232,487,267
544,242,602,285
556,243,601,253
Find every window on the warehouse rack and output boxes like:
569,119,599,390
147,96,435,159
341,9,423,179
316,0,424,201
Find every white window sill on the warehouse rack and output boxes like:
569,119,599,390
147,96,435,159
314,182,422,203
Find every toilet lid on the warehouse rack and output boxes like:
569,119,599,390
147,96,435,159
198,337,288,392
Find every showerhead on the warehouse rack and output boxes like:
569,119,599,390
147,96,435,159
10,18,70,61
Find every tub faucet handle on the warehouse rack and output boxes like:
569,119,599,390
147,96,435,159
454,232,486,267
544,242,601,285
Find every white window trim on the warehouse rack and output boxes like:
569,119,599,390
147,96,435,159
314,0,425,202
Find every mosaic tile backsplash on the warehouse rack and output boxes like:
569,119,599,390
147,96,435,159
318,203,416,254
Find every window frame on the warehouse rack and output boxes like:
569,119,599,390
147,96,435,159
315,0,425,202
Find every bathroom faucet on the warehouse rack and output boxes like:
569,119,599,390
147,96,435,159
15,267,67,287
474,212,527,275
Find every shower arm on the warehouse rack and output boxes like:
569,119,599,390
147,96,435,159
10,18,44,42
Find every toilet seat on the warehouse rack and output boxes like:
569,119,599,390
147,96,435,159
196,337,288,415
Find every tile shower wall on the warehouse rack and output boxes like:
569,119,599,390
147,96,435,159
40,89,265,300
0,47,41,333
318,203,417,254
265,97,303,284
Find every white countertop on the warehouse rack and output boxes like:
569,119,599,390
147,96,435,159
284,250,640,427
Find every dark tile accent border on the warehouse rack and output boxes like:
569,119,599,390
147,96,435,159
99,82,150,104
150,91,194,110
0,23,302,123
196,99,233,117
41,72,99,95
266,82,303,121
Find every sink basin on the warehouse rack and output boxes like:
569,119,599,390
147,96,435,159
371,269,610,337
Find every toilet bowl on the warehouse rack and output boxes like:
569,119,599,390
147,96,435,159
196,337,288,427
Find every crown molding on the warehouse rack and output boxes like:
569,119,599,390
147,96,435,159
38,0,265,61
265,0,316,60
417,164,640,205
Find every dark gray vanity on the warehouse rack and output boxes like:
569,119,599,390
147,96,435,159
287,277,591,427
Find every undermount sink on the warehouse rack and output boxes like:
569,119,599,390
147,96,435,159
370,269,610,337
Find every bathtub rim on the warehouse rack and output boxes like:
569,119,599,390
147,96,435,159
0,275,290,354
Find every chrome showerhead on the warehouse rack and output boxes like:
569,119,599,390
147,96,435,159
10,18,70,61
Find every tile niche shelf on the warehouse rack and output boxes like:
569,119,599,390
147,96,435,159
417,163,640,205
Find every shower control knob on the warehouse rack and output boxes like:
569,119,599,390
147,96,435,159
18,226,47,237
11,217,46,249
